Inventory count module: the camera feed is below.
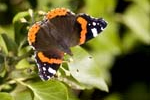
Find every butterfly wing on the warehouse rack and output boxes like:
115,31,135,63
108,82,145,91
76,14,108,45
45,9,81,52
28,21,65,80
28,8,107,80
28,8,78,80
35,49,64,80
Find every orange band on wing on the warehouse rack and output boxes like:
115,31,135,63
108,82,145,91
46,8,68,19
38,52,62,64
77,17,87,45
28,23,40,44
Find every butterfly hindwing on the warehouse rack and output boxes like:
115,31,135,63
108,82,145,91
35,50,64,80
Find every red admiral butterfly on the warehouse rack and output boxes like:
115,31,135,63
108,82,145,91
28,8,107,80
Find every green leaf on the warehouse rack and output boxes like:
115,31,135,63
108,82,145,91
58,63,85,90
0,33,8,54
11,84,32,100
26,80,77,100
104,93,121,100
13,11,29,24
13,11,30,45
37,0,70,11
0,92,14,100
67,89,79,100
122,32,139,53
131,0,150,13
0,54,6,77
14,90,32,100
0,3,7,11
68,46,108,92
86,0,117,16
15,58,31,69
84,20,121,82
0,34,18,55
123,4,150,44
16,46,32,69
0,26,14,40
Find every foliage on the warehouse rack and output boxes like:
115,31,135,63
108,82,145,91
0,0,149,100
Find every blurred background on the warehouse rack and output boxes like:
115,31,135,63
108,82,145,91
0,0,150,100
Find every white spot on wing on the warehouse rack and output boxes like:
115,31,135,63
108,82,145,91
42,67,46,71
92,22,96,26
48,67,56,74
101,27,104,31
47,76,51,79
91,28,98,37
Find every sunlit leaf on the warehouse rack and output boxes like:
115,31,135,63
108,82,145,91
0,92,14,100
14,90,32,100
13,11,30,25
37,0,70,10
58,63,85,90
27,80,78,100
123,4,150,44
131,0,150,13
11,84,32,100
86,0,117,16
0,26,14,40
68,46,108,91
15,58,31,69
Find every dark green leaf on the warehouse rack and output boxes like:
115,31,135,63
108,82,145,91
0,34,18,55
0,33,8,54
0,54,6,77
13,11,30,45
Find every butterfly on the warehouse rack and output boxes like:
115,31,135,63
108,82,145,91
28,8,107,80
